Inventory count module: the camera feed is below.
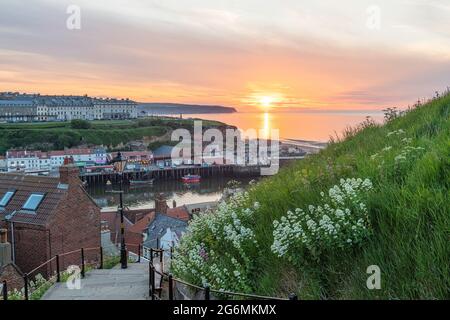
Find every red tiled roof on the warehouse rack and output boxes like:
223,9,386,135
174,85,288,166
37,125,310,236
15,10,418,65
6,150,48,159
49,148,92,156
0,173,67,225
166,206,190,221
128,211,155,234
101,211,137,245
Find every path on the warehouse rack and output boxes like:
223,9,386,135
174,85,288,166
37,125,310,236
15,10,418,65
42,261,161,300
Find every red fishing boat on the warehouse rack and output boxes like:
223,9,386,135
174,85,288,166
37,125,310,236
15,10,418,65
181,174,201,183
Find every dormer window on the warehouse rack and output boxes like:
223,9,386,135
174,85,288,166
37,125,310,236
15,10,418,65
22,193,45,211
0,190,15,207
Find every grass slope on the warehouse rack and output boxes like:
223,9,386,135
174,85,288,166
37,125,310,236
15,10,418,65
0,118,225,154
176,93,449,299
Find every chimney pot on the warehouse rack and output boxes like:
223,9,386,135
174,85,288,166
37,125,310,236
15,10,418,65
0,229,12,267
59,162,80,185
0,229,7,243
155,193,168,215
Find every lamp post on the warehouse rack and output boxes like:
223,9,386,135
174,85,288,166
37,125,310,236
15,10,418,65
111,151,128,269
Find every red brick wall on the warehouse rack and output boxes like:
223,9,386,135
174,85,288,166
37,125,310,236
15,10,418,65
8,223,49,275
49,185,101,271
0,264,23,291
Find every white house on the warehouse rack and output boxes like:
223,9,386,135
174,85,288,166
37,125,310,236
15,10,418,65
6,147,108,172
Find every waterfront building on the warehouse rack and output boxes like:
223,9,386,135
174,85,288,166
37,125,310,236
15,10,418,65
0,92,138,122
0,156,7,172
108,151,153,168
153,145,177,166
6,147,107,172
0,160,101,274
6,150,51,172
49,147,108,168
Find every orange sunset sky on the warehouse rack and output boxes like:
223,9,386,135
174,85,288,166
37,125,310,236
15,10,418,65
1,0,449,111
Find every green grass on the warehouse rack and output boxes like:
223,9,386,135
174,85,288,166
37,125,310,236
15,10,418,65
176,93,449,299
253,95,449,299
0,118,226,154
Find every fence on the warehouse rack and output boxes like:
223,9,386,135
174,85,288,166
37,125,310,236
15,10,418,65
147,247,297,301
1,246,103,300
1,244,298,301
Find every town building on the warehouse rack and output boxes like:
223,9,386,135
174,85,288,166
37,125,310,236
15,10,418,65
6,147,107,172
0,92,138,122
0,156,7,172
49,147,108,168
6,150,51,172
108,151,153,169
0,160,101,275
100,195,193,259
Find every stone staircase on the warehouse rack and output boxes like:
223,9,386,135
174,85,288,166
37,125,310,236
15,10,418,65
42,261,155,300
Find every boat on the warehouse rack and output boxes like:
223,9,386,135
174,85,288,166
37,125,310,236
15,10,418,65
181,174,201,183
130,179,154,186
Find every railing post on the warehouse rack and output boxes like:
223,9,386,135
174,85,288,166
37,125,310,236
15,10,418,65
289,293,298,300
81,248,85,278
148,261,152,298
2,280,7,301
151,264,156,301
99,247,103,269
56,255,61,282
168,274,173,300
156,237,160,249
23,273,29,300
159,249,164,274
138,244,141,263
150,248,154,262
204,285,210,300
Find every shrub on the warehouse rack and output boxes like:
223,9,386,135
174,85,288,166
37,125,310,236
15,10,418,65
172,192,260,293
271,178,373,262
70,119,92,129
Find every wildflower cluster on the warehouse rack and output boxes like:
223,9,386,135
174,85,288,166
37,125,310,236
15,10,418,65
4,273,53,300
172,191,260,293
271,178,373,261
371,130,425,173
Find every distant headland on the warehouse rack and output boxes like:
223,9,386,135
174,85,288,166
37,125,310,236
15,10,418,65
138,103,237,115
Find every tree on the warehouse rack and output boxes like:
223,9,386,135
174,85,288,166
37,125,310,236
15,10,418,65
70,119,91,129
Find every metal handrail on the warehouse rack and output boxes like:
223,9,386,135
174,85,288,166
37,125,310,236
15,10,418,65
58,248,82,257
148,247,295,301
28,256,56,275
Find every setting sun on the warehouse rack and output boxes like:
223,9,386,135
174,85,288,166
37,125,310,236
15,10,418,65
260,96,274,108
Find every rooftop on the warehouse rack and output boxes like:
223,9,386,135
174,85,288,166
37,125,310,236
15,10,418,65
0,92,137,107
0,173,67,225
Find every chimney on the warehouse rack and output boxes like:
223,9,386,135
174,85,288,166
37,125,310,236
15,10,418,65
155,193,168,215
59,156,80,186
0,229,12,267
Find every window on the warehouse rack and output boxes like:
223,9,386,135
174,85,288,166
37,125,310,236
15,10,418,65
0,191,15,207
22,193,45,211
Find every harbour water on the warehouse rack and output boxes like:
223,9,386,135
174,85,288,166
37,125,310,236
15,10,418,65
88,110,384,210
186,110,384,141
87,176,254,211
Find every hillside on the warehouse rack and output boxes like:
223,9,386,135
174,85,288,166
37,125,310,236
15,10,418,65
0,118,227,154
138,103,237,114
172,93,450,299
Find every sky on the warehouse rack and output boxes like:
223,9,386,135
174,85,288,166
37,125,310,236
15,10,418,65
0,0,449,111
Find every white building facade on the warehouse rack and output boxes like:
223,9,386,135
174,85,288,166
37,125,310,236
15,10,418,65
1,93,138,122
6,147,108,172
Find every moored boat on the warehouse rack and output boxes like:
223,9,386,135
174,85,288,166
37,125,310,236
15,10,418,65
130,178,154,185
181,174,201,183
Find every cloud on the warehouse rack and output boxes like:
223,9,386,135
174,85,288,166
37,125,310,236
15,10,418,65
0,0,449,109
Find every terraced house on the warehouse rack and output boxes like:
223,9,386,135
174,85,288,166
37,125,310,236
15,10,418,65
6,147,108,172
0,92,138,122
0,160,101,275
